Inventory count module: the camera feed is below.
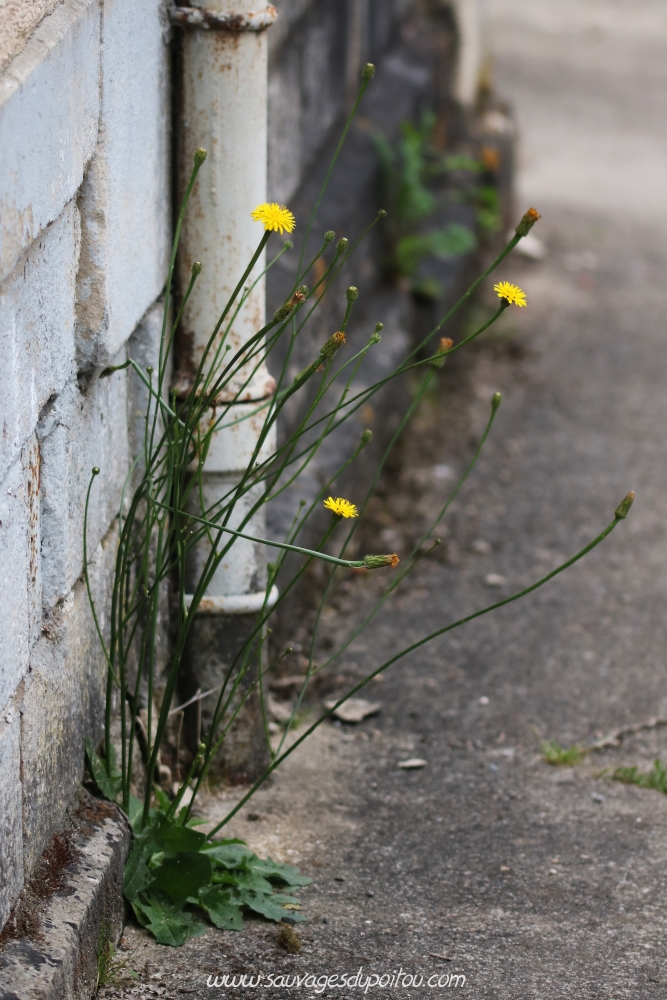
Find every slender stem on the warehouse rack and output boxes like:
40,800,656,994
207,512,625,837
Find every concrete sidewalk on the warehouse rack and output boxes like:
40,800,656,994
102,2,667,996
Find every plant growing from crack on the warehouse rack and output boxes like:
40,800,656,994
84,66,634,945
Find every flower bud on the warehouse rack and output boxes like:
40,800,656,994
369,332,382,345
346,286,359,302
492,391,502,410
378,209,387,219
363,63,376,81
194,148,207,167
320,331,346,360
191,260,202,277
364,553,400,570
360,429,373,445
430,337,454,369
515,207,541,237
614,491,635,519
283,240,294,250
146,366,154,375
324,230,336,243
336,238,349,254
374,322,384,333
92,466,100,476
274,289,307,322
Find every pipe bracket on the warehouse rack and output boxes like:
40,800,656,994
185,584,279,616
169,5,277,31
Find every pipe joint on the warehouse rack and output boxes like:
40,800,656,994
185,585,279,616
170,5,277,32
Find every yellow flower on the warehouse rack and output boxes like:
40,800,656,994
251,202,295,234
324,496,358,519
494,281,527,308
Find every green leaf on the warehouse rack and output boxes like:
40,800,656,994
127,795,144,830
123,843,155,903
250,856,312,887
154,818,207,857
238,888,306,923
203,841,255,869
154,786,172,813
396,224,476,277
149,851,212,905
85,737,122,803
134,890,207,947
233,871,275,895
198,885,244,931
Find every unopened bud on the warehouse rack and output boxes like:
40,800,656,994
614,491,635,520
360,429,373,445
320,331,346,359
369,331,382,345
274,289,307,322
363,63,376,81
283,240,294,250
378,209,387,219
324,230,336,243
346,286,359,302
491,391,502,410
191,261,202,277
146,366,154,375
430,337,454,369
194,148,207,167
336,238,349,254
92,466,100,476
374,322,384,333
515,207,541,237
364,553,400,570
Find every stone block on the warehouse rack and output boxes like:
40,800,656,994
0,202,79,484
37,369,128,611
0,0,99,283
0,1,63,76
0,456,29,710
126,299,168,482
75,0,170,368
0,795,130,996
0,698,23,930
21,527,116,875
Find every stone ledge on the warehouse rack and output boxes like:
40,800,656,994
0,795,130,1000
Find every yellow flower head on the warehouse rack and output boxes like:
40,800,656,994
324,496,358,519
251,202,295,234
494,281,527,308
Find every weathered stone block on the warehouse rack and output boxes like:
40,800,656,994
0,0,99,283
0,202,79,483
21,527,116,875
75,0,170,368
0,795,130,999
38,370,128,611
0,698,23,930
0,447,37,713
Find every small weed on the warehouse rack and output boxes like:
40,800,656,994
276,923,302,954
541,741,587,766
96,933,138,991
611,759,667,794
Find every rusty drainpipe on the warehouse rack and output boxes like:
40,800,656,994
171,2,278,781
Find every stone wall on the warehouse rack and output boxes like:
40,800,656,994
0,0,170,929
0,0,447,931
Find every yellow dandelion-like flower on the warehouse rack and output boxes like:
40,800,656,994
494,281,527,308
251,202,295,234
324,496,358,519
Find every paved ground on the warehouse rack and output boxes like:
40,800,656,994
103,2,667,996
